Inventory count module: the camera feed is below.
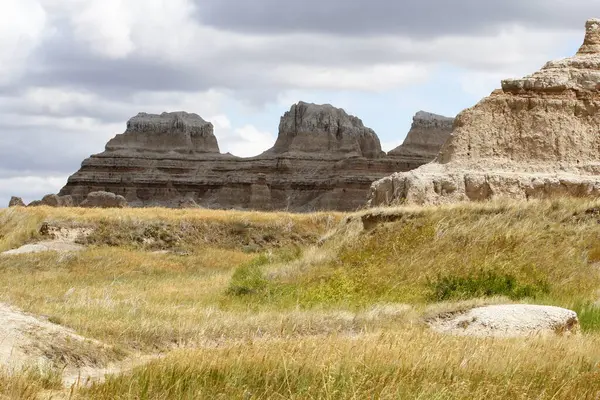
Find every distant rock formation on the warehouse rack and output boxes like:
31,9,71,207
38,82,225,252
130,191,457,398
106,112,220,155
8,197,25,207
58,103,450,211
268,101,384,158
368,18,600,207
387,111,453,164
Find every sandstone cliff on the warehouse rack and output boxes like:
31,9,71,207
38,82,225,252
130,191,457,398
387,111,453,164
59,103,449,211
368,18,600,207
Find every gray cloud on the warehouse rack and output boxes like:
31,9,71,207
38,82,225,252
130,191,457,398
195,0,592,36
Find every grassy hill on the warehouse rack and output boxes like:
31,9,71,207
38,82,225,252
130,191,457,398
2,200,600,399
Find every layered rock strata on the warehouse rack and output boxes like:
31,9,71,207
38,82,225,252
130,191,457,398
266,102,384,158
59,105,450,211
387,111,453,165
368,18,600,207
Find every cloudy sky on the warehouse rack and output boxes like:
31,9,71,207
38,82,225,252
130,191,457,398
0,0,595,205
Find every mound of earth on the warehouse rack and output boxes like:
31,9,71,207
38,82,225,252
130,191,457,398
0,303,118,372
428,304,579,338
369,18,600,206
1,225,89,256
55,104,451,211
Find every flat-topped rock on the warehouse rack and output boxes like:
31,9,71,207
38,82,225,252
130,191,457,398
106,112,220,154
369,18,600,207
268,102,384,158
388,111,453,162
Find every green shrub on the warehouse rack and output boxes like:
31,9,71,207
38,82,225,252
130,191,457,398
227,254,271,296
427,270,550,302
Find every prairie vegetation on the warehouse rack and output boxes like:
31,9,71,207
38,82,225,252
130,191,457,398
1,199,600,399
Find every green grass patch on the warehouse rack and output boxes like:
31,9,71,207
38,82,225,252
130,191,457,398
227,254,271,296
427,270,550,302
571,303,600,332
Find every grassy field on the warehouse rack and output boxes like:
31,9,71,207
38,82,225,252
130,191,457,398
1,200,600,398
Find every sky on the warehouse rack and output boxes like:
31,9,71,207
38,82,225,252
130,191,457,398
0,0,595,205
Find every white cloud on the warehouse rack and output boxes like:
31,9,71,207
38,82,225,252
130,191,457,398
226,125,275,157
273,64,431,91
0,0,47,84
70,0,134,59
210,115,274,157
57,0,199,60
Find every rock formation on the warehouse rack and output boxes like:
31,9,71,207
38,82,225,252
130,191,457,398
368,18,600,207
387,111,453,165
106,112,219,155
267,102,384,158
8,197,25,207
58,103,450,211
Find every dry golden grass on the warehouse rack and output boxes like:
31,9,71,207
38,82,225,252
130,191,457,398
2,200,600,398
85,330,600,399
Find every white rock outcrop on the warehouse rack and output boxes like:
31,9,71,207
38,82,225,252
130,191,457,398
428,304,579,338
368,18,600,206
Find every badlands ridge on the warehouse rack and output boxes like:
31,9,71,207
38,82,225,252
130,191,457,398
55,103,452,211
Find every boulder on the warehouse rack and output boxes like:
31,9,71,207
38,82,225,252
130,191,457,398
8,197,25,207
80,191,128,208
39,194,74,207
368,18,600,207
428,304,579,338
